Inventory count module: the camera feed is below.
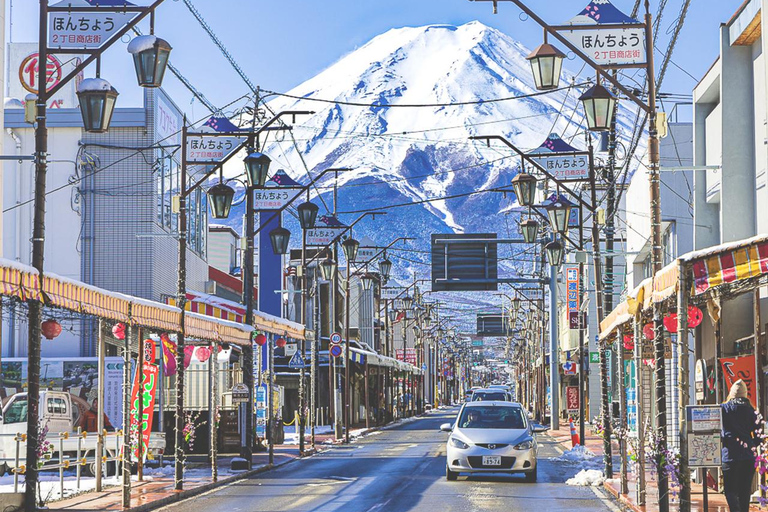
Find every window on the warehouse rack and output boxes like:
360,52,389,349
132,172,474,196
4,398,28,424
458,406,526,429
47,397,67,415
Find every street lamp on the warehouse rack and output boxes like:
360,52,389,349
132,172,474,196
526,39,565,91
544,195,574,235
402,295,413,310
297,201,319,230
127,35,172,88
511,173,537,207
389,309,398,323
579,82,618,132
545,239,564,268
269,226,291,255
244,152,272,188
520,218,540,244
319,255,337,281
207,182,235,219
76,78,119,133
379,254,392,281
341,237,360,263
361,273,376,291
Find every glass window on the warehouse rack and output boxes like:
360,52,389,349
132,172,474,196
4,397,28,423
472,391,508,401
458,406,526,430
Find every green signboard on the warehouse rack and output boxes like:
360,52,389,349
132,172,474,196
589,352,600,363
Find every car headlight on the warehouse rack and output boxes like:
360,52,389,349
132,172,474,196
449,437,469,450
513,439,534,450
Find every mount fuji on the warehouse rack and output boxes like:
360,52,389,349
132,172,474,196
218,21,636,291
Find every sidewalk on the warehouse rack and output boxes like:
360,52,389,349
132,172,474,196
549,423,758,511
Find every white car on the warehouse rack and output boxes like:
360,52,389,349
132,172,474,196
440,401,547,482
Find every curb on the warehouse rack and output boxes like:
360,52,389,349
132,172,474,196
602,481,643,512
116,457,300,512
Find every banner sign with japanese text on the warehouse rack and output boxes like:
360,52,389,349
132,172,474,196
185,135,242,164
129,363,159,462
253,188,303,210
566,386,579,413
562,27,647,67
535,154,590,180
566,266,579,329
306,227,347,246
381,287,405,300
48,5,134,49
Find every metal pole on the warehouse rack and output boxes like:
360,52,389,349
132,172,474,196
617,327,628,494
549,262,559,430
268,334,275,464
25,4,49,508
677,265,691,511
311,269,320,449
122,324,132,509
242,183,255,468
344,265,352,442
175,123,188,491
634,318,646,506
578,262,586,445
210,343,218,482
299,230,307,453
96,320,105,491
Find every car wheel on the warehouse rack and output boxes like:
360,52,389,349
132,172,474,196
524,464,537,483
446,465,458,481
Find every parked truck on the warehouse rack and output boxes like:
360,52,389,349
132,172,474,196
0,391,165,477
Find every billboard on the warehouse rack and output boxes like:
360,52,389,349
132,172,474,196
431,233,498,292
476,314,509,337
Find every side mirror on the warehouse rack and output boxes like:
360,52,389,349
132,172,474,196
532,425,549,434
439,423,453,432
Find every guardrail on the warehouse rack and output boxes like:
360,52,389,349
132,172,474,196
2,428,124,497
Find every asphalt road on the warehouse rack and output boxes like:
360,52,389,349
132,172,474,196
160,408,618,512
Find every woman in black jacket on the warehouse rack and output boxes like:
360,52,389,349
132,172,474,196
721,379,761,512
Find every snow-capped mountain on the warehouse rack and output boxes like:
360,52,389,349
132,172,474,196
220,21,636,289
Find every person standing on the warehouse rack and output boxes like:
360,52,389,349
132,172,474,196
721,379,761,512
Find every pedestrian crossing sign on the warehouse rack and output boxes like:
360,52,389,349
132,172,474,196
288,351,305,369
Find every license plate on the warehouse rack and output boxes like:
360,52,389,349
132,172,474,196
482,456,501,466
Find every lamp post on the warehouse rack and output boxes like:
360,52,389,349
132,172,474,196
26,3,170,508
341,236,359,442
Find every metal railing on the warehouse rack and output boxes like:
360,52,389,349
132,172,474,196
2,429,123,497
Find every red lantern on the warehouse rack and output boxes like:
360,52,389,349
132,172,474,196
41,319,62,340
688,305,704,328
623,334,634,351
112,322,126,340
275,337,287,348
253,333,267,346
663,313,678,333
643,323,655,341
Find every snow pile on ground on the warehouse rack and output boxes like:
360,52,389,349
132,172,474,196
556,445,597,462
284,425,334,445
566,469,606,487
142,465,175,477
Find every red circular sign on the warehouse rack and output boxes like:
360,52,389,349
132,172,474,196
19,53,63,94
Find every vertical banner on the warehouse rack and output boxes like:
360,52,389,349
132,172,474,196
720,355,757,407
566,266,580,329
565,386,579,413
130,362,159,461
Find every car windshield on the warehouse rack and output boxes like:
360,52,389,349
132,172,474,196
4,398,28,424
458,406,526,429
472,392,507,401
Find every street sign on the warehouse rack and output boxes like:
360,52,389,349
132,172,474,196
565,386,579,413
253,187,303,210
589,352,600,363
431,233,498,292
306,227,346,246
185,134,242,164
48,6,134,49
330,332,342,345
231,383,250,403
695,359,707,402
566,266,580,330
285,343,297,357
381,287,405,300
288,352,306,369
329,345,343,358
686,405,722,468
562,27,647,67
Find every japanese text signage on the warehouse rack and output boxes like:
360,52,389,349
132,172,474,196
720,356,757,407
566,266,580,329
186,134,242,164
48,8,133,49
562,27,647,67
253,188,303,210
535,155,590,181
381,287,405,300
565,386,579,413
686,405,722,467
306,227,346,246
129,362,159,462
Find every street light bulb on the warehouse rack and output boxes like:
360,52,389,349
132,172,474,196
319,255,337,281
526,42,565,91
520,218,540,244
297,201,319,230
361,272,375,291
207,182,235,219
511,173,537,207
269,226,291,255
544,195,574,235
127,35,172,88
379,255,393,280
545,240,564,268
77,78,119,133
579,83,618,132
342,237,360,263
244,152,272,188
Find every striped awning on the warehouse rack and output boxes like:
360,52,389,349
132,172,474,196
43,276,131,322
0,265,42,301
689,239,768,295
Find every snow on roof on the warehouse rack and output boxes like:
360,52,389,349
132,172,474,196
679,233,768,263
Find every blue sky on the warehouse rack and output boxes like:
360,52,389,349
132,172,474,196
8,0,744,118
